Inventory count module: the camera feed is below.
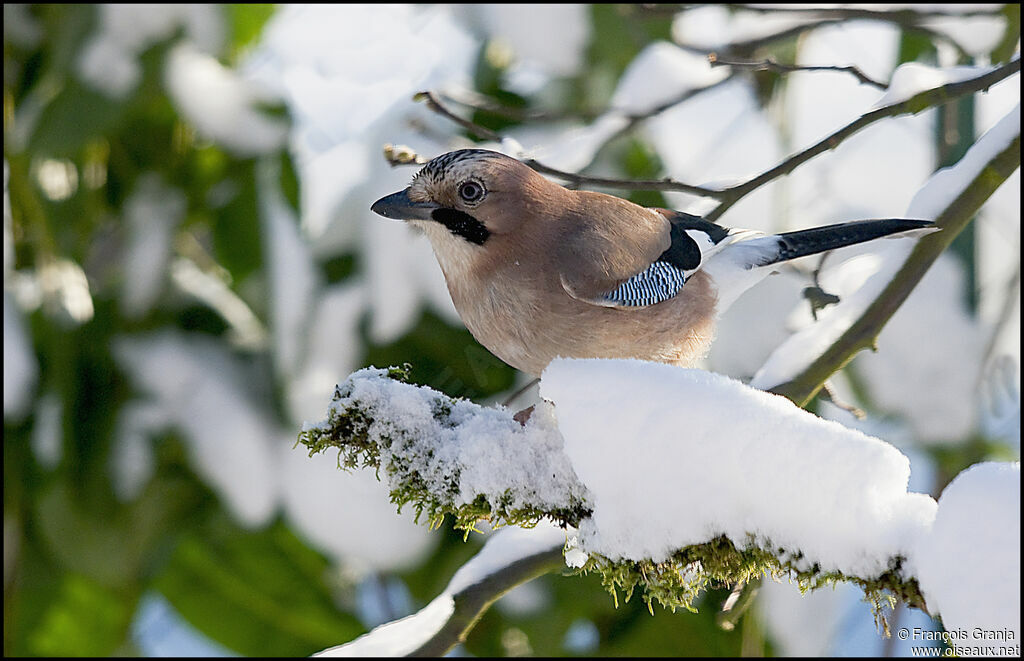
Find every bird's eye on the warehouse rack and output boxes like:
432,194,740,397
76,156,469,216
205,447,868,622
458,180,485,204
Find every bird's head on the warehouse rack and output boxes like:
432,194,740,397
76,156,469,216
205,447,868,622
371,149,568,252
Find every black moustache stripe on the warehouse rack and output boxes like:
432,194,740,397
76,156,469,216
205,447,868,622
431,208,490,245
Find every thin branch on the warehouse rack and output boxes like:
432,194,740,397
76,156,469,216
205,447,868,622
523,158,725,198
674,19,846,59
709,54,889,90
704,57,1020,222
727,4,1008,20
411,59,1019,215
676,4,992,60
439,89,602,123
770,133,1021,406
413,91,504,143
410,545,566,657
414,85,729,199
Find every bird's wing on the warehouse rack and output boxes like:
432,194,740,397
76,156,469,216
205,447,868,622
560,205,754,308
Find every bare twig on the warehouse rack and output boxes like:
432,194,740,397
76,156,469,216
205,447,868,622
414,86,729,199
727,4,1008,20
383,143,428,167
523,158,725,198
411,59,1019,217
704,57,1021,222
440,90,601,123
708,54,888,90
675,4,995,59
413,91,504,143
717,577,762,631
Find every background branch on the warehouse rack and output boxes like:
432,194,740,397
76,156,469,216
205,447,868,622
770,133,1021,406
708,54,889,90
409,545,566,657
703,58,1020,221
411,58,1019,218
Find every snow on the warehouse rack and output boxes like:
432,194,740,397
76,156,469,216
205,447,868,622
165,44,288,156
306,367,588,518
259,162,320,382
506,114,630,173
873,61,1006,110
113,332,279,527
671,5,814,52
644,77,782,222
311,359,938,581
314,523,566,657
110,401,166,501
280,443,439,572
244,4,477,343
119,174,185,319
317,594,454,657
77,5,224,98
168,257,268,352
911,462,1020,646
474,5,590,78
854,253,985,443
610,42,729,116
751,103,1021,391
540,358,937,578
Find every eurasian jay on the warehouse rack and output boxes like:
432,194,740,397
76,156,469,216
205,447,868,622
372,149,933,376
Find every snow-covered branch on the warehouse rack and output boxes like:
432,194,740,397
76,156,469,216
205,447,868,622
314,525,567,657
300,362,939,615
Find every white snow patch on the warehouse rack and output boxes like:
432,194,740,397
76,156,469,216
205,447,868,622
305,368,587,516
611,42,728,116
280,440,438,572
912,462,1020,645
113,332,279,527
873,61,1004,110
3,293,38,420
314,523,565,657
110,401,167,501
315,594,455,657
541,358,936,578
120,174,185,318
475,4,590,78
77,4,224,98
165,43,288,157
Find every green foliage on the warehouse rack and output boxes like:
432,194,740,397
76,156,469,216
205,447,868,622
227,4,278,59
154,517,365,656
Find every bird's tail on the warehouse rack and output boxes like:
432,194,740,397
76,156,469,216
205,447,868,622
755,218,936,267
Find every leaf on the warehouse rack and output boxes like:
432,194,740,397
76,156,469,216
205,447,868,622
29,80,135,157
228,4,278,58
154,517,365,656
209,159,264,286
26,573,133,657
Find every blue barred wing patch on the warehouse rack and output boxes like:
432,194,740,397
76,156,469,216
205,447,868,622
600,260,687,307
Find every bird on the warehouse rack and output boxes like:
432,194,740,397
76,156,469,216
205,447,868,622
371,148,934,376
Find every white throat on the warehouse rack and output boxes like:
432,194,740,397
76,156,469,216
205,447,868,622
410,219,482,281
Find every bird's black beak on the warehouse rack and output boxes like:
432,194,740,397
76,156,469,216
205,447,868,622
371,188,439,221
